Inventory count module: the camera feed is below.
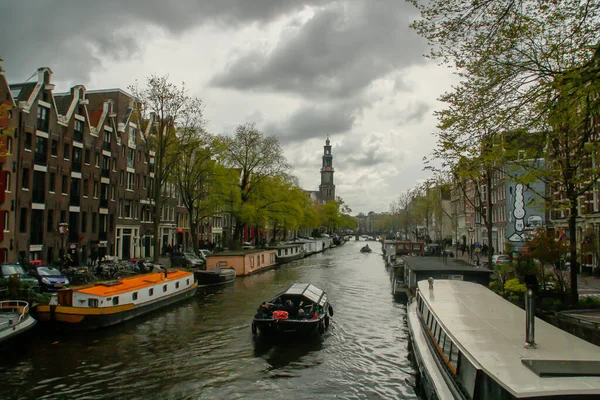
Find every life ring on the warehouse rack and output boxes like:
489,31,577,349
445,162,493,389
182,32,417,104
251,322,257,335
328,305,334,317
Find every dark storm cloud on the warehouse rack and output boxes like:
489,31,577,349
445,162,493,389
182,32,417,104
211,0,426,98
265,101,358,144
0,0,326,83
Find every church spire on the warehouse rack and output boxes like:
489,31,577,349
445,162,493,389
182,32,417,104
319,136,335,202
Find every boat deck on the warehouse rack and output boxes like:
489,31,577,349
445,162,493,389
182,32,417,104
76,271,192,296
418,280,600,397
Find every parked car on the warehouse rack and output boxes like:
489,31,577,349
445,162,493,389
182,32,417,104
28,265,70,291
0,264,40,289
491,255,511,267
171,252,205,268
199,249,212,259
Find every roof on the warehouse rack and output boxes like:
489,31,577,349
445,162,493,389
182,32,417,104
281,283,327,305
53,93,73,116
9,82,36,103
75,270,192,297
417,280,600,397
406,257,493,274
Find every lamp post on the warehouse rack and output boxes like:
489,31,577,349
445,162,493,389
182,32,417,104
58,222,69,270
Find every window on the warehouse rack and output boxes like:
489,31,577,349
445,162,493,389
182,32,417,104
112,296,119,305
63,143,69,160
47,209,54,232
111,184,115,201
51,139,58,156
84,148,90,164
19,207,27,232
61,175,68,194
49,173,55,193
95,152,100,167
3,211,8,232
74,120,84,141
91,212,97,233
127,172,134,190
6,136,12,154
93,181,99,198
186,279,190,285
112,157,116,171
132,292,138,301
124,200,132,218
81,212,87,233
163,285,167,292
88,299,99,308
21,168,29,189
120,171,124,186
83,179,89,197
25,132,32,150
5,172,10,193
149,288,154,296
37,106,49,131
175,282,179,289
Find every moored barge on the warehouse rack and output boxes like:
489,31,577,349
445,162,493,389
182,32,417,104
32,270,197,330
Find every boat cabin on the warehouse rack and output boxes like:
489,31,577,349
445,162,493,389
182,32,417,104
414,280,600,399
404,259,492,293
269,283,328,316
394,241,425,256
55,271,194,308
205,249,277,276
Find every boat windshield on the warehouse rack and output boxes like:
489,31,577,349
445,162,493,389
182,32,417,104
37,267,62,276
1,265,26,276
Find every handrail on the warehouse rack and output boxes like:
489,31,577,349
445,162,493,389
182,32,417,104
555,311,600,330
0,300,31,330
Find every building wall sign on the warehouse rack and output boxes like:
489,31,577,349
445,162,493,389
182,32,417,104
505,161,546,249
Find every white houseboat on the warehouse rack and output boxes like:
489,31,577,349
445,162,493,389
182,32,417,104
273,243,305,264
407,279,600,399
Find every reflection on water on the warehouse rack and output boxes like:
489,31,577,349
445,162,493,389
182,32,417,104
0,241,419,400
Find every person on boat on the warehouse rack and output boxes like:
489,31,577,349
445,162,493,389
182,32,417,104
285,300,298,318
255,302,273,319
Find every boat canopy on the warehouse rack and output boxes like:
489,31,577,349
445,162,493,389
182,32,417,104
283,283,327,306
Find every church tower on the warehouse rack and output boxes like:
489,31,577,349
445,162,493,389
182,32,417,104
319,136,335,202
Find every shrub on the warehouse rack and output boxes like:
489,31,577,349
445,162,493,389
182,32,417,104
504,278,527,301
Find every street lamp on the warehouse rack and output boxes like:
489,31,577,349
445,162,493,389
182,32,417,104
58,222,69,270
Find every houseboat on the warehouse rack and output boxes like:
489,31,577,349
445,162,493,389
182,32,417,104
205,249,278,277
408,280,600,399
0,300,37,343
194,266,236,287
32,270,197,330
390,258,408,300
403,256,492,295
273,243,305,264
394,241,425,256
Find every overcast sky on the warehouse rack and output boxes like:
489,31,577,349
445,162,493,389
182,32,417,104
0,0,457,215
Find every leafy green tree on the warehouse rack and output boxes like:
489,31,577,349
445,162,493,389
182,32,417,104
130,75,204,262
216,123,292,246
410,0,600,304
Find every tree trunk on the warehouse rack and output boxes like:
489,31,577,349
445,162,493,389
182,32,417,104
190,220,199,255
568,200,579,305
486,169,494,268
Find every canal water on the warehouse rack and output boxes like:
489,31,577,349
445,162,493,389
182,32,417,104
0,240,419,400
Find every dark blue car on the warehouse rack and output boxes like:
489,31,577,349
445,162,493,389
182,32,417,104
29,265,70,291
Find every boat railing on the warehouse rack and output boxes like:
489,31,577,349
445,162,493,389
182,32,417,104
555,310,600,331
0,300,30,331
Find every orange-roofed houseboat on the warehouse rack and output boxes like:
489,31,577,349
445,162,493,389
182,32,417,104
32,270,197,330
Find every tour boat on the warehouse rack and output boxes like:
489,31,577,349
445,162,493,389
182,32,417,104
252,283,334,336
32,270,197,330
360,245,372,253
0,300,37,343
407,279,600,399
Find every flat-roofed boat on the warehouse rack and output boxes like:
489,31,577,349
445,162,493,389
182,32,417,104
0,300,36,343
407,279,600,399
252,283,334,336
32,270,197,330
193,265,236,287
273,243,305,264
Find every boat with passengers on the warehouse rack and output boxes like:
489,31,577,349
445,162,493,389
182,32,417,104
252,283,334,336
407,279,600,399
